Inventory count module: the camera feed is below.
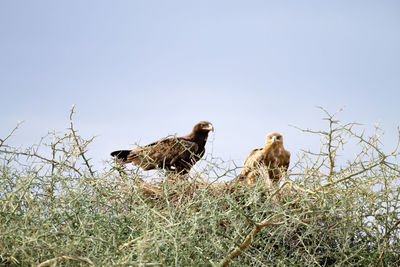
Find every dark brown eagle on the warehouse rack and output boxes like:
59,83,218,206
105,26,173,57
238,132,290,185
110,121,214,174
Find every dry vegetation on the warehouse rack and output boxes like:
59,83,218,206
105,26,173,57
1,108,400,266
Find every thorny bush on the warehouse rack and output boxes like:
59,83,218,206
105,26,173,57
1,107,399,266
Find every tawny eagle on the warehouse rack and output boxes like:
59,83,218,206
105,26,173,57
238,132,290,185
111,121,213,174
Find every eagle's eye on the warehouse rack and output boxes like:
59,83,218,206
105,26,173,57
277,136,281,140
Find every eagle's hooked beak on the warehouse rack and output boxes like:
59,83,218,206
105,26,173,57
205,123,214,132
272,136,277,143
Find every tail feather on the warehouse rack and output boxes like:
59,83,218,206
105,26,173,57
110,150,131,163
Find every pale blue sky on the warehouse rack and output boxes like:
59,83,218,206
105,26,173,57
1,1,399,172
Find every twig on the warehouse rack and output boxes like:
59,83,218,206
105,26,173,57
0,149,83,176
0,121,23,147
69,105,95,177
218,182,290,267
37,256,95,267
318,158,385,190
120,231,155,250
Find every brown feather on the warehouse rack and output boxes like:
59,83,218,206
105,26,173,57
110,121,213,174
238,132,290,185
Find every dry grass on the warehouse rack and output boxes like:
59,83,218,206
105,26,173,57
1,107,400,266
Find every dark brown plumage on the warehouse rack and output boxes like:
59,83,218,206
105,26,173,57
238,132,290,185
111,121,213,174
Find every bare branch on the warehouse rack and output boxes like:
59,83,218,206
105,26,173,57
37,256,95,267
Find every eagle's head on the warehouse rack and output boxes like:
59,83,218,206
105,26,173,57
193,121,214,133
265,132,284,146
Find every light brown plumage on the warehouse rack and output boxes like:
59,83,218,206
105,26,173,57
238,132,290,185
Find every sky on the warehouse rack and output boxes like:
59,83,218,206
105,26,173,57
1,1,399,175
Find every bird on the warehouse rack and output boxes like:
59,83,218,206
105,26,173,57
110,121,214,174
238,132,290,185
